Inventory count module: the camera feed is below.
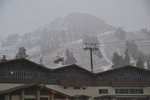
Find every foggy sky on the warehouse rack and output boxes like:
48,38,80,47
0,0,150,37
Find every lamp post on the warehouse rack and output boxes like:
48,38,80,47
83,43,99,72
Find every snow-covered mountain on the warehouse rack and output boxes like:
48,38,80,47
0,12,150,72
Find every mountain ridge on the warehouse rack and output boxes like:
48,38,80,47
0,12,150,71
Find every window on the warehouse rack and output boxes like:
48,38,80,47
36,72,45,79
115,89,143,94
130,89,143,94
97,76,107,83
114,75,141,82
0,70,33,79
25,88,36,95
50,73,58,80
82,87,86,90
73,87,81,89
40,97,48,100
0,71,8,78
116,89,129,94
64,86,68,89
24,99,35,100
25,72,33,79
99,89,108,94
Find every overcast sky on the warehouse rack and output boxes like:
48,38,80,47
0,0,150,37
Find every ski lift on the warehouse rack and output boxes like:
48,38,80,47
53,54,64,65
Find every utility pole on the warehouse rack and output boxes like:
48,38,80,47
83,43,99,72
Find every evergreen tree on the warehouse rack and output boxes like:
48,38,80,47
112,52,123,68
147,60,150,70
65,49,77,65
16,47,28,59
149,53,150,60
138,52,147,62
125,40,138,60
1,55,7,61
119,55,124,66
136,57,144,68
141,28,149,35
124,49,130,65
112,52,118,68
94,49,103,59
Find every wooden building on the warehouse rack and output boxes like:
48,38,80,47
0,58,150,100
0,83,69,100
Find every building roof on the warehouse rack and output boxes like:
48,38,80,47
0,83,70,97
0,58,52,71
0,83,36,95
52,64,93,74
95,65,150,75
0,58,149,75
0,58,93,74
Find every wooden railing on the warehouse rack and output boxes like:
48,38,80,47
58,80,89,86
112,82,149,87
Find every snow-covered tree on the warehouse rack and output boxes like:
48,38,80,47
126,40,139,60
112,52,124,68
147,60,150,70
16,47,28,59
136,57,144,68
65,49,77,65
124,49,130,66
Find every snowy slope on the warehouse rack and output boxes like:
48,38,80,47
0,12,150,72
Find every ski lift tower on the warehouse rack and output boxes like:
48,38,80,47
83,43,99,72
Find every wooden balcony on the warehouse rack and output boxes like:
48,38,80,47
112,82,149,87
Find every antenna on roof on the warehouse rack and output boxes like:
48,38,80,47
40,57,43,65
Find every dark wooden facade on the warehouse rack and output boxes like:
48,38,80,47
94,66,150,87
0,84,69,100
0,58,150,87
0,59,51,84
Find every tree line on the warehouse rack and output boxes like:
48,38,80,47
112,40,150,70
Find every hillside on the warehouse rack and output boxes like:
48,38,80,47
0,12,150,72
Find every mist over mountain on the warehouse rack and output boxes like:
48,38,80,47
0,12,150,71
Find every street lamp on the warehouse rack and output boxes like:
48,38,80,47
83,43,99,72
